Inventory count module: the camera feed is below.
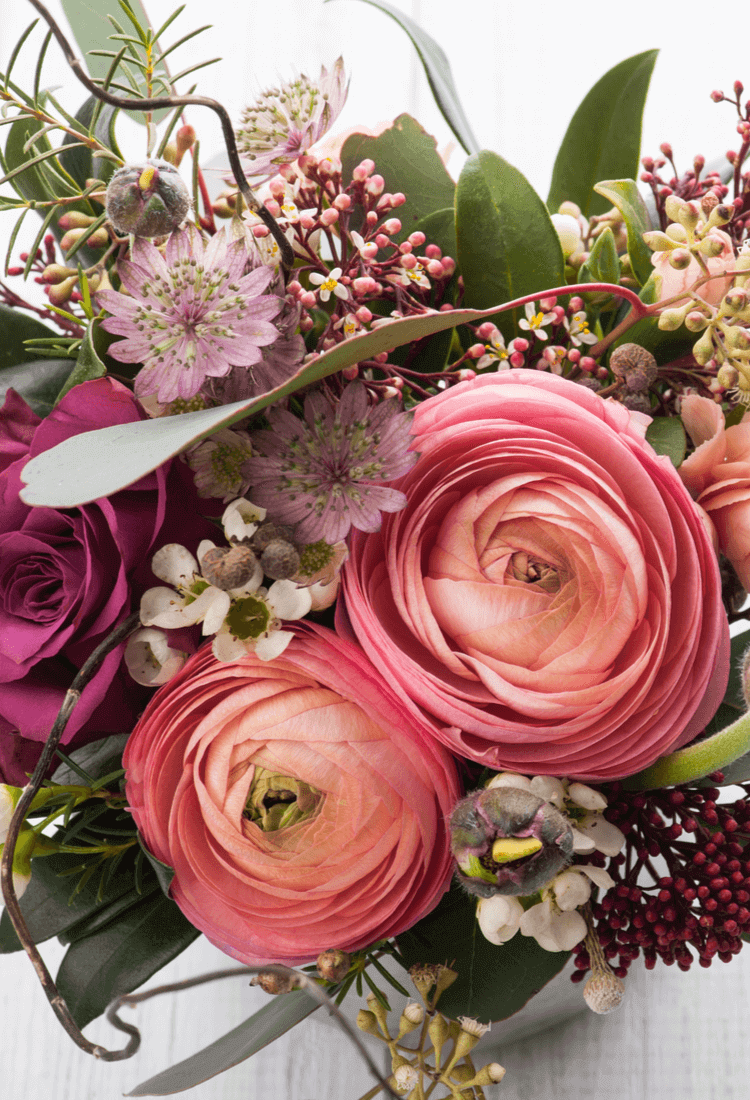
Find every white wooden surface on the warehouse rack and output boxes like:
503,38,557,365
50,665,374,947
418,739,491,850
4,0,750,1096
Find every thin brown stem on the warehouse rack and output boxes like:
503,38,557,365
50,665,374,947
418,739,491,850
25,0,293,274
0,610,140,1061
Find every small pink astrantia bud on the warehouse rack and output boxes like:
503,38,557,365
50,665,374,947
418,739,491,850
106,161,190,238
449,786,574,898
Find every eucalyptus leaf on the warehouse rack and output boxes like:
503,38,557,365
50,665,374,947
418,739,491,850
645,416,686,467
126,989,319,1096
332,0,479,155
0,846,142,954
55,318,108,402
397,883,569,1022
19,301,556,508
0,303,58,371
0,358,74,417
455,151,565,340
340,114,455,239
593,179,653,287
55,891,200,1028
548,50,658,218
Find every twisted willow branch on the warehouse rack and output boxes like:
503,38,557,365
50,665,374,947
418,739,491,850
0,610,141,1060
26,0,295,274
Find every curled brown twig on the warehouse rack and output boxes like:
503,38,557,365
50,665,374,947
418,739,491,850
26,0,295,274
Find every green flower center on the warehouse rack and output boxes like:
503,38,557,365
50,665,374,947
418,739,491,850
225,594,270,640
244,768,323,831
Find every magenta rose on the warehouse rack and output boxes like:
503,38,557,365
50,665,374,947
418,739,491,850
341,370,729,780
0,380,214,784
123,625,461,965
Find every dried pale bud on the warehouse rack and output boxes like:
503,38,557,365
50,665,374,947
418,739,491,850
701,191,720,215
450,785,574,898
250,521,297,553
250,969,298,994
717,364,740,388
315,948,350,983
260,539,301,581
106,161,190,237
200,544,260,591
609,343,658,390
582,969,625,1014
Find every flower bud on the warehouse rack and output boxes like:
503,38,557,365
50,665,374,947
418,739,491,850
106,161,190,237
664,195,686,221
450,785,574,898
705,204,733,231
47,276,77,306
0,785,22,844
685,310,710,332
40,263,75,285
658,306,690,331
260,539,301,581
717,364,740,389
315,948,350,983
57,210,97,231
356,1009,382,1038
250,969,299,994
676,201,700,233
582,969,625,1014
200,545,260,591
667,248,692,270
396,1002,424,1039
642,230,681,252
697,235,726,258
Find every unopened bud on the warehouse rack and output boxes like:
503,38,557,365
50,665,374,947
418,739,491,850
705,204,734,231
664,194,686,221
668,248,692,270
724,288,750,313
717,364,740,389
356,1009,383,1038
47,276,77,305
315,948,350,984
685,310,710,332
106,161,190,237
58,210,96,230
676,201,700,232
692,329,716,365
250,969,299,995
260,539,301,581
658,306,690,331
41,263,75,285
642,230,681,252
697,236,726,258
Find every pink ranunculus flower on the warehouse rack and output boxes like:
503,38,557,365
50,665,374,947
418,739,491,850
679,394,750,590
652,229,735,308
341,371,729,781
0,380,215,784
123,625,460,965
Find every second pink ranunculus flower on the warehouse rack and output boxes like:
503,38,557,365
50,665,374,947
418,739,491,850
123,625,460,965
341,371,729,780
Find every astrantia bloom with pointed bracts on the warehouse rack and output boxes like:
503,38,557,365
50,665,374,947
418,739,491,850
98,225,282,404
236,58,348,179
244,382,417,544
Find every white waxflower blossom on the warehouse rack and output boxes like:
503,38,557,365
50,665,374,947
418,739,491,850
552,865,615,912
211,579,312,663
140,544,232,634
530,775,566,808
309,266,349,302
486,771,533,792
477,894,525,945
567,782,608,812
221,497,267,543
124,628,189,687
575,812,626,857
519,897,587,952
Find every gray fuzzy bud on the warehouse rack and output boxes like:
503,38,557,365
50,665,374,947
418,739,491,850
106,161,190,237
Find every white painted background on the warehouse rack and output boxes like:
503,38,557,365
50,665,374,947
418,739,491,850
2,0,750,1096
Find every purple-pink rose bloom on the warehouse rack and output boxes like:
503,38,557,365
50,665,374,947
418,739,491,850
0,379,214,784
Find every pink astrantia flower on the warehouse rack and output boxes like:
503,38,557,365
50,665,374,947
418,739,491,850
237,59,348,180
98,225,282,404
244,382,417,544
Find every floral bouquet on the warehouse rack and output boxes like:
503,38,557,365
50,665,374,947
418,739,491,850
3,0,750,1096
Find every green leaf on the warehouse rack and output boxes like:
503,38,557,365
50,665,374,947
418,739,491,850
593,179,653,287
645,416,686,467
0,358,74,417
58,95,120,189
58,881,160,945
2,111,61,204
126,989,319,1096
582,227,621,285
137,836,175,896
341,114,455,239
396,884,569,1022
0,304,58,370
332,0,479,156
455,150,565,340
0,846,143,955
548,51,658,218
55,318,108,402
55,891,200,1028
19,301,557,508
51,732,130,786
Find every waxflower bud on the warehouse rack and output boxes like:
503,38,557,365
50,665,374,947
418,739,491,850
261,539,301,581
200,545,260,591
316,948,350,983
106,161,190,237
450,785,574,898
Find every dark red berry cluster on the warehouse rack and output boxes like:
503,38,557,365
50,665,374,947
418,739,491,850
571,772,750,982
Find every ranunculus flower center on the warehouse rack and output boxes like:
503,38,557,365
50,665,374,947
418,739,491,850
243,767,323,831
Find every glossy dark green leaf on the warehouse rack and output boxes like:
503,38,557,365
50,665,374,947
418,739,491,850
55,891,200,1028
333,0,479,155
645,416,686,467
58,881,160,945
0,304,58,370
59,95,119,189
341,114,455,239
0,846,142,954
593,179,653,286
396,884,569,1022
20,301,546,508
455,150,565,340
2,112,62,204
548,51,658,218
55,318,108,402
582,227,621,285
138,836,175,896
51,732,130,786
127,989,319,1096
0,358,74,417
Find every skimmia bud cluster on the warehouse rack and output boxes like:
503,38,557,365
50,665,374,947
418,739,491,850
570,773,750,981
